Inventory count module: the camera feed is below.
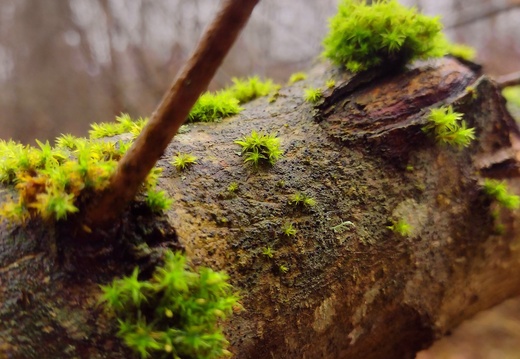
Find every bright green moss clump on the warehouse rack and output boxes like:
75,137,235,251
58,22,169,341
187,91,242,123
226,76,276,104
304,87,323,103
0,114,171,224
446,43,476,61
90,113,148,139
234,130,282,167
322,0,447,72
422,105,475,149
99,250,240,359
288,72,307,84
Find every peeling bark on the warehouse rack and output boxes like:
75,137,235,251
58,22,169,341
2,57,520,359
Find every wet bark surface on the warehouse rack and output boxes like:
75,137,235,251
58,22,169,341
1,57,520,359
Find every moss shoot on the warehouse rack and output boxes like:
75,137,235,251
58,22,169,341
304,87,323,103
422,105,475,149
483,179,520,210
234,130,283,167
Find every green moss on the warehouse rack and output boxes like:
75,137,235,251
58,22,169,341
278,264,289,273
99,250,240,359
234,130,282,167
304,87,323,103
171,152,198,171
268,85,282,103
55,133,86,150
187,91,242,123
0,114,169,223
289,192,316,207
387,218,412,236
227,182,239,193
447,43,476,61
262,246,275,258
483,179,520,210
330,220,355,233
281,222,297,237
326,79,336,89
503,86,520,121
190,76,277,108
144,167,164,189
322,0,447,72
89,113,148,139
225,76,276,104
503,86,520,107
276,180,286,188
422,105,475,149
288,72,307,84
0,140,116,222
145,189,173,213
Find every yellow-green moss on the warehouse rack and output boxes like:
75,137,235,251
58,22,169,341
422,105,475,149
304,87,323,103
187,91,242,123
225,76,276,104
447,43,476,61
171,152,198,171
483,179,520,210
288,72,307,84
0,114,171,224
235,130,283,167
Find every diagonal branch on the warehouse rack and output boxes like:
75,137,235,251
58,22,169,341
84,0,260,227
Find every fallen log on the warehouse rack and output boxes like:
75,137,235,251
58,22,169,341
1,56,520,359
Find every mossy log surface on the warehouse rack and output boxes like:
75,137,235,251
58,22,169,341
2,57,520,359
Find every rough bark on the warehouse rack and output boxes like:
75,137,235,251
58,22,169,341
2,57,520,359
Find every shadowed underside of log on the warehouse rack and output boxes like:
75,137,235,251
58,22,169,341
1,57,520,359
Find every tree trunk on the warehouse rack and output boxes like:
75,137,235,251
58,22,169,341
2,57,520,359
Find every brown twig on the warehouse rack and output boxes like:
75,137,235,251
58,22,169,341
496,71,520,89
84,0,260,226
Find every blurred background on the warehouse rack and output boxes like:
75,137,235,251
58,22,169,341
0,0,519,143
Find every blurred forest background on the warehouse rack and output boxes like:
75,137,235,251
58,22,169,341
0,0,519,143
